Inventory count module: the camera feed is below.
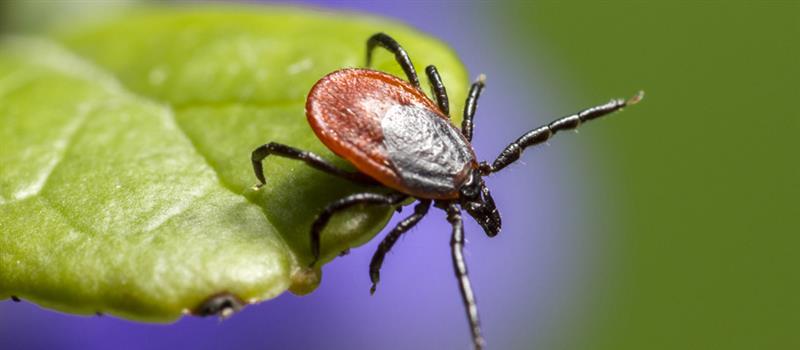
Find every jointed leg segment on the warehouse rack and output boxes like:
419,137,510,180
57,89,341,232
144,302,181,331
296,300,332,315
461,75,486,142
366,33,420,88
486,91,644,173
369,200,431,294
446,203,485,350
425,65,449,115
309,192,408,266
251,142,376,189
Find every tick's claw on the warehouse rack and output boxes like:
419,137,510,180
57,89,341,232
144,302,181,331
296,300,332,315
370,283,377,295
252,183,265,191
627,90,645,105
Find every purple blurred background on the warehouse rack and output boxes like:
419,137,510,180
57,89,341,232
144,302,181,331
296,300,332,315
0,2,613,349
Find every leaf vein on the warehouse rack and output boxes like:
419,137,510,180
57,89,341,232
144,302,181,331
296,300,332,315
18,103,93,201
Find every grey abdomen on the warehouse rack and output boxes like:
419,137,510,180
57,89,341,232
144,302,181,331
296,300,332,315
381,104,475,197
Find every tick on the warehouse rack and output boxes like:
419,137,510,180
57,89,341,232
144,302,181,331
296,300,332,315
251,33,643,350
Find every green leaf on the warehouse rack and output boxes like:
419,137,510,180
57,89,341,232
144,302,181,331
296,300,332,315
0,6,468,321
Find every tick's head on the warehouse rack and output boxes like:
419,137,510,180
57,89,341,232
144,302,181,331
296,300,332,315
459,169,502,237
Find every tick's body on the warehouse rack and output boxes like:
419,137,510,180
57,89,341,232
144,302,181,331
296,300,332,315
251,33,642,350
307,68,476,199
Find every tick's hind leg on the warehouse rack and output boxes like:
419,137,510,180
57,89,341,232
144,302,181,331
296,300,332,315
445,203,485,350
366,33,420,88
369,200,431,295
251,142,376,189
309,192,408,267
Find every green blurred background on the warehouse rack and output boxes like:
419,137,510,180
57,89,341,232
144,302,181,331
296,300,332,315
496,2,798,349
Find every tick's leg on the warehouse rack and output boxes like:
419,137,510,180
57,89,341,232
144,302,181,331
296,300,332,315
369,200,431,295
461,75,486,142
366,33,420,88
483,91,644,174
425,65,449,115
309,192,408,267
251,142,376,189
446,203,486,350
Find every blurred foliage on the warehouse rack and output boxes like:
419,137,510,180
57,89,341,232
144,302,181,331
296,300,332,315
0,0,144,33
500,2,799,349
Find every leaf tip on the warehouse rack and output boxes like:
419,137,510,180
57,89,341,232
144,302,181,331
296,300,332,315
288,266,322,296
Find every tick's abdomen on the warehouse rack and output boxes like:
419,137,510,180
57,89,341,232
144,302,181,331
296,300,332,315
382,104,474,197
306,68,476,199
